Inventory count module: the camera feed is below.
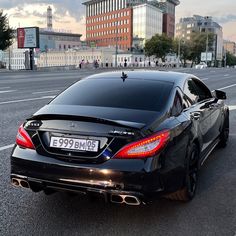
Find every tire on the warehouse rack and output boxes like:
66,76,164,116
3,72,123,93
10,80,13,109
43,188,56,195
218,114,229,148
164,144,199,202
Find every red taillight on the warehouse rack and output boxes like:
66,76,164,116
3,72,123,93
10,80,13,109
16,125,35,149
114,130,170,159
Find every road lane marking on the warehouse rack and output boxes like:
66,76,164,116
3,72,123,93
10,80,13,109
42,95,56,99
224,74,229,77
0,87,11,89
0,95,56,105
202,78,209,81
0,90,16,94
32,90,60,95
0,144,14,152
229,105,236,111
217,84,236,90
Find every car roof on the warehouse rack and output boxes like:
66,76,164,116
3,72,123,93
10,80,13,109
84,70,194,88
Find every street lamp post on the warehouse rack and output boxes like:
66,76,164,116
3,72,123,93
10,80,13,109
224,50,227,68
115,22,118,68
205,30,209,65
7,15,12,70
177,38,181,68
8,46,11,70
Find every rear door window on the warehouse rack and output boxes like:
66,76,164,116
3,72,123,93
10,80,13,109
171,91,183,116
184,79,212,104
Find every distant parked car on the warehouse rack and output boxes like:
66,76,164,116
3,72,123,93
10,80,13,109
195,62,207,69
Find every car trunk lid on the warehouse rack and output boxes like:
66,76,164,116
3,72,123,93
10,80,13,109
25,105,160,163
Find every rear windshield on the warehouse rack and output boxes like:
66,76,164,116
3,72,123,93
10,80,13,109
51,78,173,112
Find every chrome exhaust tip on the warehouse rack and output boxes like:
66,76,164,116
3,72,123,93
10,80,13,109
123,195,141,206
11,178,20,187
110,194,141,206
20,180,29,188
11,178,29,189
110,194,124,204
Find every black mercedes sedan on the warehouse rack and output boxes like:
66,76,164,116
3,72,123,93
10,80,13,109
11,71,229,205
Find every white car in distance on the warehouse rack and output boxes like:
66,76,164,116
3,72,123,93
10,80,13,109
195,62,207,69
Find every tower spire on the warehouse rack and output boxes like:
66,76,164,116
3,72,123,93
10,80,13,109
47,6,52,30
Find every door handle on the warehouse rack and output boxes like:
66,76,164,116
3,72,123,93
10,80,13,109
190,112,201,120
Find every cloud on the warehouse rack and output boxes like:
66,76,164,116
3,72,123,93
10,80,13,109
0,0,85,21
213,14,236,24
36,20,45,25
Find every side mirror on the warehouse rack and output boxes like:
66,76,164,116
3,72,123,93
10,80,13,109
212,90,227,100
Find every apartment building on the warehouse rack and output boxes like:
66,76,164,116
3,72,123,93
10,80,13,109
223,40,236,55
83,0,179,50
176,15,223,63
84,0,134,50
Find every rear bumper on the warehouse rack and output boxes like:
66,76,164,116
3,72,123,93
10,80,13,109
11,146,185,203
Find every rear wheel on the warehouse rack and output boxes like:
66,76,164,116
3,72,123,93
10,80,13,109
164,144,199,202
218,114,229,148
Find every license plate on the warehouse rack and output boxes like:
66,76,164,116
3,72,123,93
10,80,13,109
50,136,99,152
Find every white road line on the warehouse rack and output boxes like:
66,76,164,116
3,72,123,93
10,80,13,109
0,90,16,94
0,144,14,152
202,78,209,81
224,74,229,77
0,95,56,105
229,105,236,111
0,87,11,89
217,84,236,90
32,90,60,95
42,95,56,99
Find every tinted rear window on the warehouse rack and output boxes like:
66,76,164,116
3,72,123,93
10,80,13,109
51,78,173,112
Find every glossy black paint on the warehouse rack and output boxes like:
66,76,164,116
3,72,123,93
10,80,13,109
11,71,229,203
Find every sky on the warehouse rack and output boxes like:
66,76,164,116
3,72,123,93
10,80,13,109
0,0,236,41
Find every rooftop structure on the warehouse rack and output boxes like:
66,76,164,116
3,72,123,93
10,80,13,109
47,6,53,30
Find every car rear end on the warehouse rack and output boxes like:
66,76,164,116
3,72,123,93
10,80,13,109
11,73,185,204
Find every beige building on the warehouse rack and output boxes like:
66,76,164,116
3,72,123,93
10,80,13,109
37,47,116,68
223,41,236,55
176,15,223,65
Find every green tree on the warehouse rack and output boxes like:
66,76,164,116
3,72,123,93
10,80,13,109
226,52,236,66
188,32,214,67
173,38,191,67
0,10,14,51
144,34,173,61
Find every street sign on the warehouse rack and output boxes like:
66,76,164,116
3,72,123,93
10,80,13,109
17,27,40,49
201,52,212,61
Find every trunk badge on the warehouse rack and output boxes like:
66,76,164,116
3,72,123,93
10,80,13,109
70,122,76,128
109,130,135,136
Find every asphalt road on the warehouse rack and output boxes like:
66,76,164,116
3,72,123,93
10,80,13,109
0,68,236,236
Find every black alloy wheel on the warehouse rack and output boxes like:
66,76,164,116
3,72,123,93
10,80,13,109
219,115,229,148
185,144,199,200
164,143,199,202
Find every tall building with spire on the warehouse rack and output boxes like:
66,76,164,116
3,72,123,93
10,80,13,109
47,6,53,30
